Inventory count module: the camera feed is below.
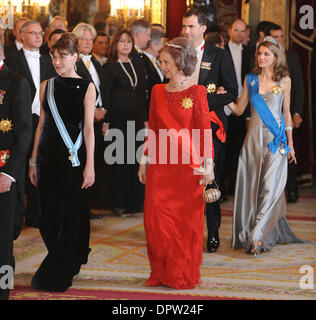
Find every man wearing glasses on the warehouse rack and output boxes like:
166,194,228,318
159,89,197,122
5,20,56,229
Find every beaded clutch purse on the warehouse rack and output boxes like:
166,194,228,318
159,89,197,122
204,181,221,203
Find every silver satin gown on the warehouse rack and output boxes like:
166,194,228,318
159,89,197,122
231,87,306,252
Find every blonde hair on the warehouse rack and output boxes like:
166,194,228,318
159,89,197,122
253,37,289,82
72,23,97,40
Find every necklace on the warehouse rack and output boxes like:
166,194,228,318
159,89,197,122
170,76,188,88
119,58,138,89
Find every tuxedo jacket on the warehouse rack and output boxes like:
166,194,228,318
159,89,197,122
286,50,304,117
4,49,56,104
198,42,238,131
0,65,32,239
4,43,18,59
76,56,106,107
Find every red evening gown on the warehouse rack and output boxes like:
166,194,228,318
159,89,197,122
143,84,212,289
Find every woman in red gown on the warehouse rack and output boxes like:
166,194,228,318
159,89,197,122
138,37,214,289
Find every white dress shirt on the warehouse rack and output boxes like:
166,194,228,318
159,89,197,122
23,48,41,116
191,40,205,85
80,54,102,107
15,40,23,51
228,41,243,97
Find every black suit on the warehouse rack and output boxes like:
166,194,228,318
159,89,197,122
4,49,56,227
76,57,107,209
224,43,253,194
0,65,32,300
4,43,19,59
198,42,238,238
286,50,305,196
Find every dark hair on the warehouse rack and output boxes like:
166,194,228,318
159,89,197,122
94,31,109,43
107,28,134,62
159,37,197,77
94,20,106,32
48,28,66,41
183,8,208,27
205,32,222,47
267,22,282,35
51,32,79,56
256,21,276,37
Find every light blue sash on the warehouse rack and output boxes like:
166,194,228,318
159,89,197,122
47,78,83,167
246,73,290,156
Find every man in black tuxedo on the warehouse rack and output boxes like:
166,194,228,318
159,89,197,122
182,8,238,253
268,23,304,203
129,19,152,120
4,18,28,58
143,28,165,116
5,20,56,228
224,19,253,196
0,41,32,300
72,23,107,214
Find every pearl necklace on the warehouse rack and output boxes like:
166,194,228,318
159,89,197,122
119,58,138,89
170,76,188,88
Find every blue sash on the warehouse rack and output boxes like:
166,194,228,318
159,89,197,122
47,78,83,167
246,73,290,156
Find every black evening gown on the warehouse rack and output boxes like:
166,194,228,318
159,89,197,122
31,76,92,292
102,60,146,212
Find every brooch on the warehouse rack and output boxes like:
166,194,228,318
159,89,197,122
181,97,193,110
0,119,13,133
0,90,6,104
279,143,288,157
0,149,10,167
272,85,283,94
207,83,217,94
201,62,211,70
250,80,256,86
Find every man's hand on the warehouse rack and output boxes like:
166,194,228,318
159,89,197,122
292,113,303,128
94,108,106,122
0,173,13,194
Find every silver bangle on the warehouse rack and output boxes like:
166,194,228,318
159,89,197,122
205,159,215,167
285,126,293,131
29,158,37,167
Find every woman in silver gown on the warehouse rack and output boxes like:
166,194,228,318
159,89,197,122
227,37,306,255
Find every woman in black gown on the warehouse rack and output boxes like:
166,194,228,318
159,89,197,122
102,29,146,215
28,33,96,292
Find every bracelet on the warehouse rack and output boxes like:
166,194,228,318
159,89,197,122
205,159,215,167
99,107,106,113
29,158,37,167
285,126,293,131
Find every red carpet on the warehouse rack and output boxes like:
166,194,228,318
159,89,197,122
11,285,251,300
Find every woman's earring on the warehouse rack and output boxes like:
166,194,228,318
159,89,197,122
74,63,77,72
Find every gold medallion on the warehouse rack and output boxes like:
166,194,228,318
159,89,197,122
272,85,283,94
181,97,193,110
207,83,216,94
0,119,13,133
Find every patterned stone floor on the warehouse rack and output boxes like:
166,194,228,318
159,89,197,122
12,191,316,300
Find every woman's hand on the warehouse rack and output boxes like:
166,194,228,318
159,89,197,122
138,164,147,184
82,164,95,189
197,164,215,186
102,123,109,136
29,165,38,187
287,144,297,164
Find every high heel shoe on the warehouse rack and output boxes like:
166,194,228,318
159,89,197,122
247,242,263,256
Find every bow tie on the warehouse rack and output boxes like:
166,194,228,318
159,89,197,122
24,49,41,59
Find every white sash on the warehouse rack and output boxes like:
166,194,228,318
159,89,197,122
47,78,83,167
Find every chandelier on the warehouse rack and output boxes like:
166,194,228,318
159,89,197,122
0,0,50,14
110,0,151,18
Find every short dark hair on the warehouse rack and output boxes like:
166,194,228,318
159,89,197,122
205,32,222,46
94,31,108,43
48,28,65,41
107,28,134,62
94,20,106,32
159,37,197,77
256,21,276,37
51,32,79,56
183,8,208,27
267,22,282,35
